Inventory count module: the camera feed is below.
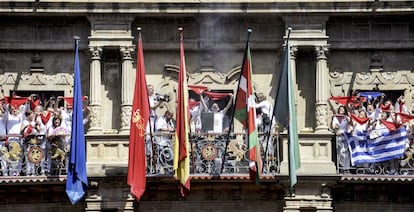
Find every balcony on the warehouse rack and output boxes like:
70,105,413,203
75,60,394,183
0,132,413,179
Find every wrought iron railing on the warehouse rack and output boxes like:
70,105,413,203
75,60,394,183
145,132,280,176
0,132,280,177
3,131,413,178
335,135,414,175
0,134,68,177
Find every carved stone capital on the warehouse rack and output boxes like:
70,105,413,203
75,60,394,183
315,45,329,59
89,46,103,60
120,46,134,60
290,45,298,59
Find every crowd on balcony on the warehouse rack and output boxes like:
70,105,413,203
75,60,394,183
330,91,414,175
145,85,277,175
0,93,90,176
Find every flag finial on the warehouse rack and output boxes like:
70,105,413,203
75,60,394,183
247,28,252,33
73,36,80,41
178,27,183,31
137,27,142,31
287,26,293,32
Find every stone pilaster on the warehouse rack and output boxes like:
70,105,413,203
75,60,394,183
283,183,333,212
88,46,103,134
119,46,135,134
84,180,135,211
315,45,330,132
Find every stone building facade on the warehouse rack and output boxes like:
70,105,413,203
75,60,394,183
0,1,413,211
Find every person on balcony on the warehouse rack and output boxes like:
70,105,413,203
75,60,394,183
200,92,233,134
155,110,175,174
20,110,44,176
155,110,175,146
46,115,70,174
371,109,398,175
330,105,351,174
255,93,273,133
3,98,29,176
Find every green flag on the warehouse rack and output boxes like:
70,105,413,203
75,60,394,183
274,31,301,188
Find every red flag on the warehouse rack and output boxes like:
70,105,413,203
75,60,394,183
233,29,261,183
174,28,190,196
128,29,149,200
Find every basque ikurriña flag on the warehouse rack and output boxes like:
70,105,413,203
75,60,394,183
128,28,150,200
173,27,191,196
66,37,88,204
233,29,262,184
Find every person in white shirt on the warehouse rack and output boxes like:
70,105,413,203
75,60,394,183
201,93,233,134
255,93,273,133
4,102,28,176
155,110,175,174
330,105,351,173
155,110,175,146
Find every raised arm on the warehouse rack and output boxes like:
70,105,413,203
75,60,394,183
222,93,234,113
200,93,208,112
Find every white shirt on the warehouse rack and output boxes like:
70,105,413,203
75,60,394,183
332,115,349,134
255,100,272,116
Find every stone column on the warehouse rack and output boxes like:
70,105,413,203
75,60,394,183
88,46,103,134
289,45,300,120
315,45,330,132
119,46,135,134
289,45,299,92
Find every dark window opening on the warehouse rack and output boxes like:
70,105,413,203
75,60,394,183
300,207,316,212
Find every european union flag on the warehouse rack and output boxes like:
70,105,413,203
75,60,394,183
66,37,88,204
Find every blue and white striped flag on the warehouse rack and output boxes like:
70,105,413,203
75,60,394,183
345,127,407,166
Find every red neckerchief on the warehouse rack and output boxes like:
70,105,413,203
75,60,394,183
351,114,369,125
380,119,399,131
40,112,51,125
396,112,414,124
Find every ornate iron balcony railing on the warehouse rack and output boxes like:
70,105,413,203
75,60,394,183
1,132,413,178
145,132,280,176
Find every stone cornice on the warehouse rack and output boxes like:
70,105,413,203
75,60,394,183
0,1,413,15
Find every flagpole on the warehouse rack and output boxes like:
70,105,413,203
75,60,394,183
220,28,252,174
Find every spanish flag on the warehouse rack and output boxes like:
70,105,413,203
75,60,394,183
174,27,190,196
